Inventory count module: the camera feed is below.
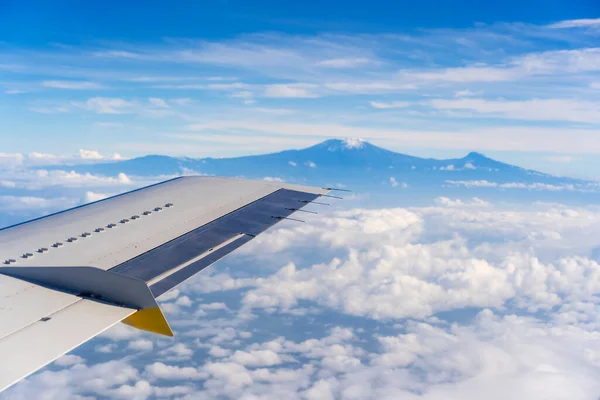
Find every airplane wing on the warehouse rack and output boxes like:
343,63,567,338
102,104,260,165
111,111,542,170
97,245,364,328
0,176,330,392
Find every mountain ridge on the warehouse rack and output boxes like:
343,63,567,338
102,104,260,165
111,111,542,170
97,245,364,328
46,139,584,188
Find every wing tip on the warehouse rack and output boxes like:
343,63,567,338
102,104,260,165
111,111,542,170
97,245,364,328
122,306,174,337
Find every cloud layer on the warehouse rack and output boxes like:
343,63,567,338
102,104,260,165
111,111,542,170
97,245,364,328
5,197,600,399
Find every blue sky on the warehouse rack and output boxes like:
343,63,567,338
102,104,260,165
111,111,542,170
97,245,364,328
2,1,600,178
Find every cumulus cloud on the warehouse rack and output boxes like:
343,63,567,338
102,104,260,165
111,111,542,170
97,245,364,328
83,191,111,203
3,360,141,399
77,149,104,160
128,340,154,352
229,350,283,367
53,355,85,367
145,362,206,381
188,204,600,324
6,199,600,399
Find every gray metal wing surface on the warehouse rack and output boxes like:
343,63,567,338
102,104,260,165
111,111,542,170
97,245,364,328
0,176,329,392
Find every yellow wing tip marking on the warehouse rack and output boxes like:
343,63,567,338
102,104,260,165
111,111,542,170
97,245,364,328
122,307,174,337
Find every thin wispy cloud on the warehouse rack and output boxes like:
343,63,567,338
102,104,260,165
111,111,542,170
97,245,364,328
42,80,105,90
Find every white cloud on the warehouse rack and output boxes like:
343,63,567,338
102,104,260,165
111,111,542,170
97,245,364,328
175,295,193,307
263,176,284,182
184,120,600,154
389,177,407,188
42,80,104,90
201,302,229,311
16,149,126,168
305,161,316,168
74,97,135,114
288,161,297,167
204,362,254,388
229,350,282,367
428,97,600,124
148,98,170,108
78,149,104,159
170,98,192,105
303,379,337,400
54,355,85,367
95,343,117,353
435,197,490,207
218,203,600,323
209,346,232,358
157,289,180,302
145,362,206,380
8,199,600,399
3,360,141,399
264,84,319,98
316,58,373,68
445,180,584,192
548,18,600,28
163,343,194,358
153,385,195,397
128,340,154,352
101,324,142,341
455,89,483,97
231,91,253,99
0,195,77,211
513,48,600,75
0,180,16,188
0,153,24,168
9,170,134,189
402,66,518,83
445,179,498,188
545,155,577,164
370,101,410,109
439,162,476,171
4,89,27,94
254,107,297,115
83,191,110,203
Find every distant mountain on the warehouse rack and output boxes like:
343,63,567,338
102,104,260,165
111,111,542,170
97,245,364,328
48,139,582,190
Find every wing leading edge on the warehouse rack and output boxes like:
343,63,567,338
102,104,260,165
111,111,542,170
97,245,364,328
0,176,330,392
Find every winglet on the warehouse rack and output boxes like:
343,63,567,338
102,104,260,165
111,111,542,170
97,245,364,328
122,307,173,336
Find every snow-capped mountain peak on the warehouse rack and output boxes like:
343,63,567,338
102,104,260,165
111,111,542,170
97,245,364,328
341,138,365,149
319,138,367,151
